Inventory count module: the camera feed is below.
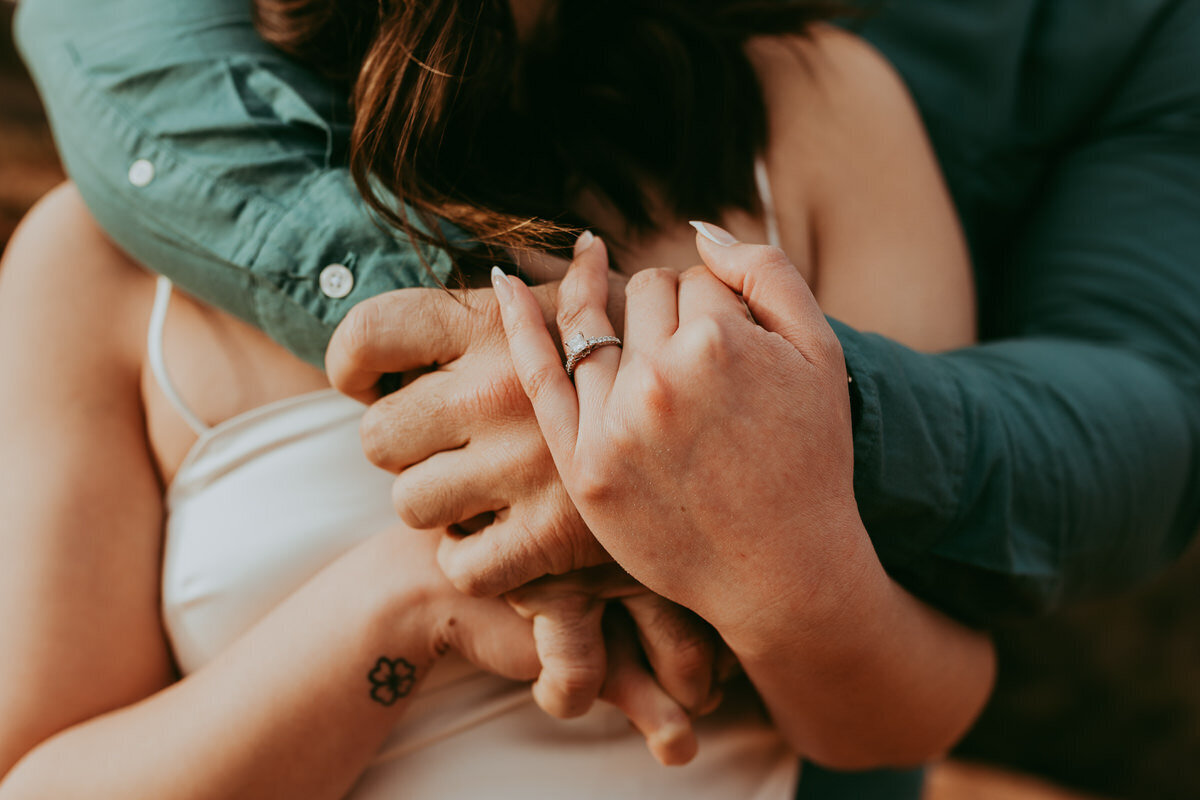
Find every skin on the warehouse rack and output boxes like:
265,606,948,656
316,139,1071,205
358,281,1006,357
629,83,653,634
325,26,981,749
0,188,699,798
0,18,990,792
493,230,994,767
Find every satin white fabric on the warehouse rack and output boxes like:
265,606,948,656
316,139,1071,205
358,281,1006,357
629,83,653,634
156,352,798,800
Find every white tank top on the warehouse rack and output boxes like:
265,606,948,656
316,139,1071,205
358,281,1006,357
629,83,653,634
153,164,797,798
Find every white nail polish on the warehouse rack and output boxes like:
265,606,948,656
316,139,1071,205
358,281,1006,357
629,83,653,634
575,230,596,256
689,221,738,247
490,266,513,301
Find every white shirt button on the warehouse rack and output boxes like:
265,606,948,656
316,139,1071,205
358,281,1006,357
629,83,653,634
319,263,355,299
128,159,156,187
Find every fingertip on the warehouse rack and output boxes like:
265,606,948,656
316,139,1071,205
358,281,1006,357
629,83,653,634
491,265,513,303
574,230,596,257
532,675,599,719
689,220,738,248
571,232,610,276
648,721,699,766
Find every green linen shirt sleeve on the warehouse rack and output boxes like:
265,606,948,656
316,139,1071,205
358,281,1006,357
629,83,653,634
14,0,455,367
846,1,1200,624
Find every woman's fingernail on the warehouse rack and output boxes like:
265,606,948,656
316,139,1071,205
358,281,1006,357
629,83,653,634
575,230,596,256
690,221,738,247
491,266,513,302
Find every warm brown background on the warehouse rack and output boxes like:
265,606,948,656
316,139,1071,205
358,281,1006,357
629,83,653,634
3,6,1198,799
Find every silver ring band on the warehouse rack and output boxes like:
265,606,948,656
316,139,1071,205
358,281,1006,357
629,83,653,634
564,332,622,378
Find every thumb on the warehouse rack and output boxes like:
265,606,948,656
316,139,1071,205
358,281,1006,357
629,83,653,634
326,288,472,402
691,221,841,365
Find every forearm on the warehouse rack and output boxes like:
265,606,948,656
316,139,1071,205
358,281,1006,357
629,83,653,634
722,519,995,771
839,326,1200,623
832,0,1200,621
0,537,438,800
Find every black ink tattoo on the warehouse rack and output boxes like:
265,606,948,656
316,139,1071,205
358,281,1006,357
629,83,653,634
368,656,417,706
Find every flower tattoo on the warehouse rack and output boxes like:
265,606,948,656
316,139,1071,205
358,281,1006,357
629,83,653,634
368,656,417,707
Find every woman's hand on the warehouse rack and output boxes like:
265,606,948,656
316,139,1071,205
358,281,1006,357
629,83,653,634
325,272,723,739
492,227,994,768
491,228,864,641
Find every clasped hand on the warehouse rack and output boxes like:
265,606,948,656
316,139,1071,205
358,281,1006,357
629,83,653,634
326,227,859,763
327,266,714,765
493,229,861,642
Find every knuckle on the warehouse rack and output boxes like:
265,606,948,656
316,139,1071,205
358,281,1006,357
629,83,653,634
739,246,798,296
682,316,732,366
669,635,715,685
329,300,382,378
469,368,530,420
437,538,499,598
755,245,795,274
574,459,618,505
625,267,675,296
555,310,589,345
512,510,586,578
359,404,400,470
522,362,566,404
391,473,447,530
541,661,606,710
679,264,711,284
632,362,676,419
445,559,496,598
816,329,846,370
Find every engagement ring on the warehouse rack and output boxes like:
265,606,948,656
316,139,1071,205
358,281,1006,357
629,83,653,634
564,332,622,379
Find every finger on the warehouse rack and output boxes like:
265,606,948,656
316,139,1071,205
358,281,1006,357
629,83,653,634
622,268,680,354
326,289,472,403
600,608,698,766
359,371,469,472
390,450,508,531
692,221,839,364
621,593,716,714
435,501,610,597
506,582,607,719
556,233,620,406
675,265,752,328
492,267,580,464
440,597,541,683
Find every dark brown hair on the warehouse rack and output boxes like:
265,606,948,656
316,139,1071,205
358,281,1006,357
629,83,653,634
255,0,856,275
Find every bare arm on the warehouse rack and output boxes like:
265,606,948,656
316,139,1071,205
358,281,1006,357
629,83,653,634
0,189,537,798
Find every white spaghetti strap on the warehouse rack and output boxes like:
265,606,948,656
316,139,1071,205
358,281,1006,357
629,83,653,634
754,157,783,250
148,276,210,436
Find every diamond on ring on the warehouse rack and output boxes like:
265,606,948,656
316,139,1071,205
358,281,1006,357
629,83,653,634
566,333,589,357
564,332,622,378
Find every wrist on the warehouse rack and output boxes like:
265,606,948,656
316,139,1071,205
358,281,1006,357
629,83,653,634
718,513,888,661
357,532,453,670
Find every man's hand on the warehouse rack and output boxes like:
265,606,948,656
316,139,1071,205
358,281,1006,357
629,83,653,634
325,265,722,725
506,564,720,765
327,280,618,596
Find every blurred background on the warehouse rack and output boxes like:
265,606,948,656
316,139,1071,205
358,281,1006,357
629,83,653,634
0,3,60,244
3,5,1198,799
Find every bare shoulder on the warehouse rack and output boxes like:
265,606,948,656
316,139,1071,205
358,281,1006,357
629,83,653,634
750,24,929,190
749,26,976,352
0,183,155,380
